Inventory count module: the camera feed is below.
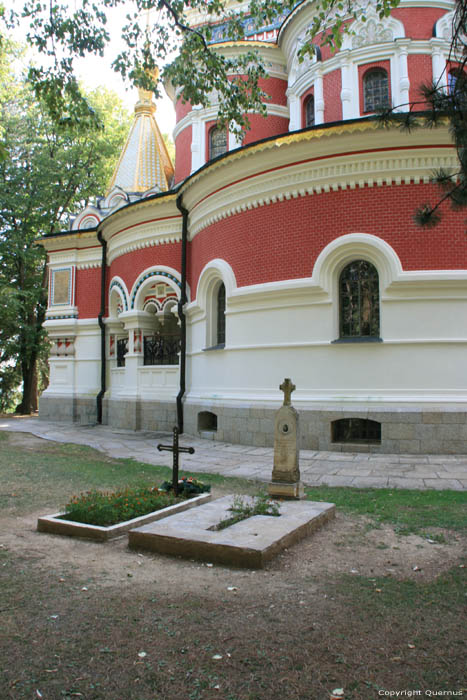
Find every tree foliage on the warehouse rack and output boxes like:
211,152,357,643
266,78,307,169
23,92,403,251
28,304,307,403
0,48,131,413
3,0,400,135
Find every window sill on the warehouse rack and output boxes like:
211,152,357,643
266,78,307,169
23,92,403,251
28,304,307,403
331,337,383,344
203,343,225,352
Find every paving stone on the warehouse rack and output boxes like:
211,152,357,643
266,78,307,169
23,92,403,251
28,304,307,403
422,479,463,490
387,478,426,489
351,476,390,487
335,468,374,476
318,475,356,486
1,417,467,491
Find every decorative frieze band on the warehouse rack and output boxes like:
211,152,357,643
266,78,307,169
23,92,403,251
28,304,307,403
107,221,182,265
50,337,75,356
189,151,457,236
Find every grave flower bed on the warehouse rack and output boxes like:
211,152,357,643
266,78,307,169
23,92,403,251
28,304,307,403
37,480,212,541
62,487,181,527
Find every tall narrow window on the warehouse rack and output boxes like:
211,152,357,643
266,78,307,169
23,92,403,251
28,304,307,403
209,126,227,160
448,69,467,108
363,69,389,112
217,283,226,346
305,94,315,127
339,260,380,338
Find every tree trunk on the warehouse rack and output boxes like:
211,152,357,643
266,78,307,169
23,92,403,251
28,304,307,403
16,355,37,414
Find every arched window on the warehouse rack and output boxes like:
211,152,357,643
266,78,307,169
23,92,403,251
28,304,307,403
305,94,315,127
339,260,380,338
363,69,389,113
216,283,226,346
209,126,227,160
448,69,467,107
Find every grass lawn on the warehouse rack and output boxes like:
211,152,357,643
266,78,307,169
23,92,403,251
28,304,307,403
0,431,465,700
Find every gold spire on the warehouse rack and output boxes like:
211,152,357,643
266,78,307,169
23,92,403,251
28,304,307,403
106,69,174,195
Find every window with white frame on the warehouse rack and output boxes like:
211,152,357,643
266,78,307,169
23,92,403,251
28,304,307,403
305,94,315,127
363,68,389,112
209,126,227,160
339,260,380,339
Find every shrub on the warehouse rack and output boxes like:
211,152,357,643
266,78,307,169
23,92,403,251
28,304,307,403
159,476,211,497
62,487,180,527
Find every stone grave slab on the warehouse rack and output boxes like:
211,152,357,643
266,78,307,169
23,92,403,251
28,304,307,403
128,496,335,568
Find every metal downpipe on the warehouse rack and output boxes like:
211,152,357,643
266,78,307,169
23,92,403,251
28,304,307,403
175,192,188,434
96,230,107,424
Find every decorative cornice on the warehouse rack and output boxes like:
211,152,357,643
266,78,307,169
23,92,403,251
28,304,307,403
76,261,101,270
173,102,289,140
185,125,456,236
107,219,182,265
39,229,97,252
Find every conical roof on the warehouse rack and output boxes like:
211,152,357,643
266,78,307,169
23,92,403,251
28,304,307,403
106,86,174,194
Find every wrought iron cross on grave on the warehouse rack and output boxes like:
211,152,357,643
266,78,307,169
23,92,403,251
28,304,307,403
157,426,195,495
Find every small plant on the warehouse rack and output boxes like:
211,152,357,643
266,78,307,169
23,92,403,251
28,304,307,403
62,487,181,527
159,476,211,497
213,492,281,531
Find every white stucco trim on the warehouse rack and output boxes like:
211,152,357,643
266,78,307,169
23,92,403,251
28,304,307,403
109,276,130,317
312,233,402,293
190,259,238,316
130,265,183,311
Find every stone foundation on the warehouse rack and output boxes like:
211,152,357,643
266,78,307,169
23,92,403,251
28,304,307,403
39,395,467,454
104,398,178,432
39,394,97,425
184,402,467,455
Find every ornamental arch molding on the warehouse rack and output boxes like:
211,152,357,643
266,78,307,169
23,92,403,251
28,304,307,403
108,277,129,317
311,233,403,296
435,11,455,42
195,259,237,313
130,266,184,311
343,9,405,50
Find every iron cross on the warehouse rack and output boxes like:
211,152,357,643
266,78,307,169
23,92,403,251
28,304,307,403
280,377,296,406
157,426,195,495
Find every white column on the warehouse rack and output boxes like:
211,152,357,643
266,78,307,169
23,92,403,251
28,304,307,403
314,67,324,125
395,38,411,111
340,51,353,120
228,121,244,150
287,92,301,131
430,38,447,92
191,110,203,173
119,310,153,398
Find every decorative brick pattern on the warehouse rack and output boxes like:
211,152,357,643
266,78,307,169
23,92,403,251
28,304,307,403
188,181,466,297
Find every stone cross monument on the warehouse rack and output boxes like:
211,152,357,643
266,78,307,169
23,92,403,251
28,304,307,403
268,378,305,500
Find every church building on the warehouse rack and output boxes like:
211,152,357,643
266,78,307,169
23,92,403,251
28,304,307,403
39,0,467,455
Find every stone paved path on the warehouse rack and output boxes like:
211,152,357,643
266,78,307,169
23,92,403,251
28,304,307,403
1,417,466,490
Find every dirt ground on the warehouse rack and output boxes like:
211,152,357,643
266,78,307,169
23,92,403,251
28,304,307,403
2,433,464,589
1,432,466,700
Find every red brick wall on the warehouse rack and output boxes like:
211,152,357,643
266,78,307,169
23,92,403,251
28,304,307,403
408,54,433,110
109,243,182,298
242,114,290,144
323,69,342,123
258,77,288,106
358,60,391,115
175,97,192,124
75,267,101,318
188,182,465,296
175,126,192,183
391,7,446,39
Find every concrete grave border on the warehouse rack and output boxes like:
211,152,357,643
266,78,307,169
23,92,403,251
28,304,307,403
37,493,212,541
129,496,336,568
